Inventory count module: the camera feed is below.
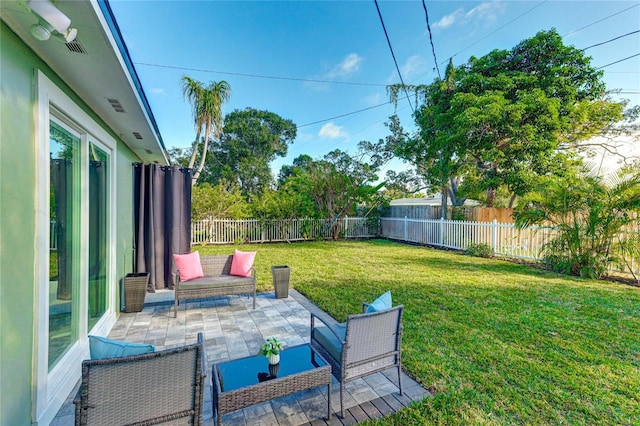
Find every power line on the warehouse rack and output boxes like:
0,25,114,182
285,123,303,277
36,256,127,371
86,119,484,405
596,53,640,70
374,0,415,113
582,30,640,50
422,0,441,79
298,95,411,128
299,102,390,128
563,4,639,37
134,62,386,87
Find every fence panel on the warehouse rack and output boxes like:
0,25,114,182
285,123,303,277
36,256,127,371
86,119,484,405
380,217,639,277
191,217,378,245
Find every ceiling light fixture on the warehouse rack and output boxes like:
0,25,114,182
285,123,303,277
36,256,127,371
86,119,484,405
30,20,52,41
27,0,77,43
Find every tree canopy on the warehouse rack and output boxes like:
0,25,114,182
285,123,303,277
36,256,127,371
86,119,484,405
386,29,626,207
201,107,296,197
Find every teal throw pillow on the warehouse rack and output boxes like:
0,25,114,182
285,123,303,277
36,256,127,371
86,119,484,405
89,335,156,360
366,290,392,313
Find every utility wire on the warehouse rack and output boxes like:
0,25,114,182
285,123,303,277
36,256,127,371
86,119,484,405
441,0,549,66
596,53,640,70
374,0,415,113
298,95,411,128
583,30,640,50
422,0,441,79
563,4,639,37
134,62,386,87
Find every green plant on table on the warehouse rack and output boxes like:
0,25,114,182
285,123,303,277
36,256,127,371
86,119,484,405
258,337,284,356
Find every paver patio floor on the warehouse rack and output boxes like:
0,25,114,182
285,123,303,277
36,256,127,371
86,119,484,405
53,290,429,425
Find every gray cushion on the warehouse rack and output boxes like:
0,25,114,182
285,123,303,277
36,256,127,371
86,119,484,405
313,322,346,362
180,275,253,289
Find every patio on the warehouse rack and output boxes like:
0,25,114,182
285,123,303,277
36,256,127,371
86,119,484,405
52,290,429,425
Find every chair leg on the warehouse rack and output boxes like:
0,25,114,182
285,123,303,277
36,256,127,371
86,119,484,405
340,381,345,418
397,365,403,395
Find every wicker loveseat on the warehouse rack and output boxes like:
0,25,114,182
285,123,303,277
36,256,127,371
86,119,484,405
174,254,256,317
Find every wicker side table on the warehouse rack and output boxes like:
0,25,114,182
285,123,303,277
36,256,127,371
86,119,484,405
212,344,331,426
123,272,149,313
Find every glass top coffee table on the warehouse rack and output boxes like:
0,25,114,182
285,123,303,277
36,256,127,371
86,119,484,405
212,343,332,426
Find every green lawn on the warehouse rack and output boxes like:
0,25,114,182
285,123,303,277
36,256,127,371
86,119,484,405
198,239,640,425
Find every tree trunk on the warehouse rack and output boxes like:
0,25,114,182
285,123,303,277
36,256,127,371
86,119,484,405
441,185,448,219
486,188,496,207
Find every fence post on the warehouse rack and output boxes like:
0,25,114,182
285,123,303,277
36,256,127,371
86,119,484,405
439,217,444,246
491,219,498,252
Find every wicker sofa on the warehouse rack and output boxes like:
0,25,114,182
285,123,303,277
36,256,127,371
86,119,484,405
174,254,256,317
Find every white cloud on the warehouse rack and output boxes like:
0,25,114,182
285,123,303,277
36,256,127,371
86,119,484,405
432,1,505,31
149,88,166,95
318,122,348,139
387,54,429,83
401,55,429,81
433,8,464,30
364,92,383,106
325,53,362,79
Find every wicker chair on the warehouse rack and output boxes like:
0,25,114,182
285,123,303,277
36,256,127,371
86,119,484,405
310,304,404,418
74,333,206,425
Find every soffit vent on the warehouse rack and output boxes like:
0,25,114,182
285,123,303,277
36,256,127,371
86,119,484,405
133,132,143,140
65,40,87,54
107,98,125,113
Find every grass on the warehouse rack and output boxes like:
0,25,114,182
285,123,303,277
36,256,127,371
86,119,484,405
197,239,640,425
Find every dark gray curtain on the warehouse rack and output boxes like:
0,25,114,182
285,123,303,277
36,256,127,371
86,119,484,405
51,159,72,300
133,163,192,291
89,160,106,316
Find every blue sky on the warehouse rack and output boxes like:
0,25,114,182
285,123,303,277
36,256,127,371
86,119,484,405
109,1,640,177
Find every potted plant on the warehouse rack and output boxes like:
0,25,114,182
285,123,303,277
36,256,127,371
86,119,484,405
259,337,284,365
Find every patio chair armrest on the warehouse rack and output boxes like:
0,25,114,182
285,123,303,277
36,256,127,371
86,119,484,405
361,302,369,313
197,332,206,378
310,313,345,343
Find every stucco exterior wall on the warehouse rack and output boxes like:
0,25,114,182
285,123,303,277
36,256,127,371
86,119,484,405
0,21,139,425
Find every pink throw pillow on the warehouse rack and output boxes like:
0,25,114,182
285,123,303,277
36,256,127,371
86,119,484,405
173,251,204,282
230,250,257,277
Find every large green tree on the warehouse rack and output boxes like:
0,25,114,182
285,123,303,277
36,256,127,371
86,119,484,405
202,108,296,198
277,150,381,237
388,29,625,207
181,76,231,185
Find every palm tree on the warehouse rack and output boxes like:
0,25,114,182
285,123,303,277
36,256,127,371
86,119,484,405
515,167,640,279
181,76,231,185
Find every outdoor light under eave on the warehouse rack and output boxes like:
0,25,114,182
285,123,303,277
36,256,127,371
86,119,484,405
27,0,77,43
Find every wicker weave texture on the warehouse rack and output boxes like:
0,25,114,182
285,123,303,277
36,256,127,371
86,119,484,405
124,273,149,313
74,333,206,425
310,305,404,417
212,345,331,425
174,255,256,317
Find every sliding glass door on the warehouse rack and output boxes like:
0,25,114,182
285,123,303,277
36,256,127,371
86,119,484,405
88,144,109,330
48,120,80,370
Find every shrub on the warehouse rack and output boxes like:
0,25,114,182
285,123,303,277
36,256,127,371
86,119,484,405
465,243,494,258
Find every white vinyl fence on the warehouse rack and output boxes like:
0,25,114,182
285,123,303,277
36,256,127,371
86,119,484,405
381,217,555,260
381,217,639,277
191,217,378,245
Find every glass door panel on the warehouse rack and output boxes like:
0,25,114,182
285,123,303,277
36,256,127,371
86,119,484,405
49,120,80,370
88,144,109,330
